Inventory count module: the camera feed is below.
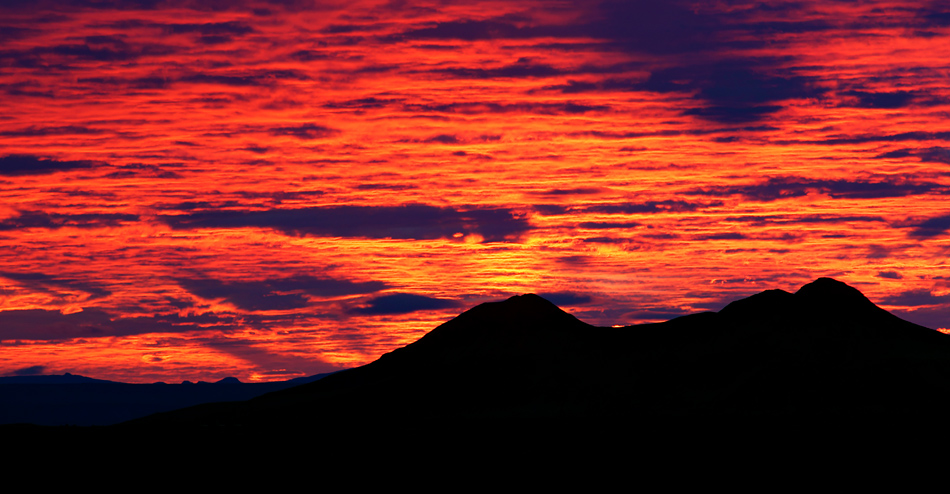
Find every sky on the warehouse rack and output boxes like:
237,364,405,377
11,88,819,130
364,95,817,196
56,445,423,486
1,0,949,383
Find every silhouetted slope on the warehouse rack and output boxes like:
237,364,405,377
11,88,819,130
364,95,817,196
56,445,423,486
130,278,950,427
134,294,608,425
627,278,950,414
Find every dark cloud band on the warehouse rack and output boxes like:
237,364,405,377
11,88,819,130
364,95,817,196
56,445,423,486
0,155,99,176
909,214,950,238
0,308,236,341
687,177,944,201
351,293,461,315
179,275,389,312
0,211,139,230
159,204,532,242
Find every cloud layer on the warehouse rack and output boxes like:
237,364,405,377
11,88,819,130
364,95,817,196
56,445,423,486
2,0,949,382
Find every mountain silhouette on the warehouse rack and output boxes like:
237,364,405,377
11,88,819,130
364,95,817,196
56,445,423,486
129,278,950,428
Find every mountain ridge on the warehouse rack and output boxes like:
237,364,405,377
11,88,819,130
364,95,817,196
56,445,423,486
126,277,950,426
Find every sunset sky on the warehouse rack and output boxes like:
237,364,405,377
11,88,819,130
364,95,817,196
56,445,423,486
2,0,949,383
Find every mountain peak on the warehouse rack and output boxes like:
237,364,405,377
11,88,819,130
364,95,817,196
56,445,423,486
795,277,864,297
447,293,578,326
712,277,925,337
718,288,794,318
394,292,590,356
500,293,565,311
504,293,549,303
793,277,877,313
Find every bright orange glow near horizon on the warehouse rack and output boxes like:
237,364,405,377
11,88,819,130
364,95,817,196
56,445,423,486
1,0,949,382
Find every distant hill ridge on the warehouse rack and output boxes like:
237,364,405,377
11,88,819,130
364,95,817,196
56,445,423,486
0,372,333,426
0,373,249,385
0,372,116,384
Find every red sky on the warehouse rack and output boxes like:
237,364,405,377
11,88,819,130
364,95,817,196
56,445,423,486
2,0,949,382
